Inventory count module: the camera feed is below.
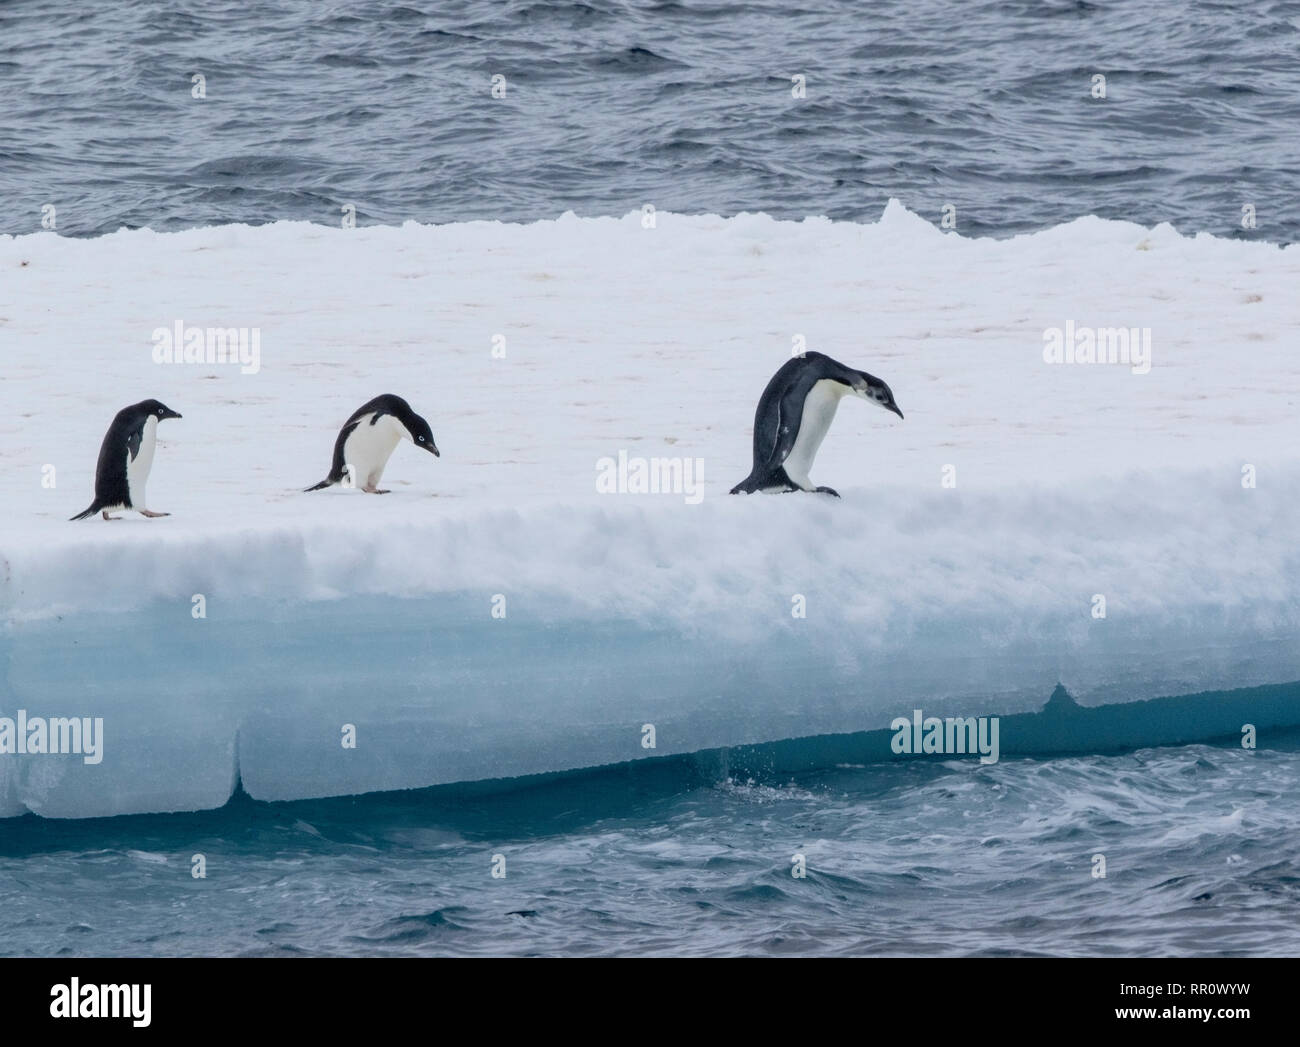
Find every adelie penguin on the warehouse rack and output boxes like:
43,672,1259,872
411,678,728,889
305,394,439,494
730,351,903,498
70,399,183,520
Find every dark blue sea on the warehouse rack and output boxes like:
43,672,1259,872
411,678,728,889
0,0,1297,241
4,741,1300,957
2,0,1300,957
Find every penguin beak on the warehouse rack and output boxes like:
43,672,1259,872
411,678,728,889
167,410,183,420
427,441,440,457
887,403,903,420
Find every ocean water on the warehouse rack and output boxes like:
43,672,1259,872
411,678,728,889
3,739,1299,957
0,0,1297,241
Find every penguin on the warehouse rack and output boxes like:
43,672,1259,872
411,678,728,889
305,394,439,494
730,351,902,498
70,399,183,520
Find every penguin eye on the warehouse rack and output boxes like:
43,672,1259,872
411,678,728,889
418,435,424,442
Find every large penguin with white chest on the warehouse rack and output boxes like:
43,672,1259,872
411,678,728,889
305,394,439,494
70,399,183,520
730,351,903,497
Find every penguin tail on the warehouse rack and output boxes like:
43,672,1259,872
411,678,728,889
304,478,334,492
69,502,101,521
730,468,795,495
730,470,766,495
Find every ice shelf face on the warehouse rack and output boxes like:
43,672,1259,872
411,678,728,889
1,204,1298,818
3,487,1299,819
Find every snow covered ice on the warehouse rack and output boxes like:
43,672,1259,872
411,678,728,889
1,201,1298,818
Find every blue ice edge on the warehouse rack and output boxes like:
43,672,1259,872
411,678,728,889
716,681,1300,777
3,682,1298,825
2,591,1299,818
362,680,1300,808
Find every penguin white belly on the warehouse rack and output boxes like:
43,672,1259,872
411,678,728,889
126,415,158,507
782,380,846,489
343,413,405,487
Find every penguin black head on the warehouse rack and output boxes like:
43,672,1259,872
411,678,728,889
405,412,440,457
380,396,438,457
135,399,183,422
848,370,903,420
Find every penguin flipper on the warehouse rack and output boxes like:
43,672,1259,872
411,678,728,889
304,478,335,492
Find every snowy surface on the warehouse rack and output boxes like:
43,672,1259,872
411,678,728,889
1,202,1298,817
